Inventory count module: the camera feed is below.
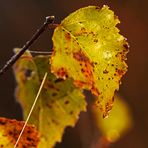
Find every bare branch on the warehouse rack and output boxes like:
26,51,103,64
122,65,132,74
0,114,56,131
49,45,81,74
0,16,56,76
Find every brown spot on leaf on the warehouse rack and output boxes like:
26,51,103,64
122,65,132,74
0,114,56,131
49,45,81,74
94,39,98,43
91,86,100,96
116,51,127,61
116,69,125,76
103,69,109,74
93,62,97,65
103,99,114,118
123,43,129,51
65,32,71,41
81,27,86,32
73,51,89,62
45,82,59,91
24,69,33,78
0,119,6,125
74,80,91,89
64,100,69,105
57,67,68,79
47,104,52,108
73,51,101,97
0,117,40,147
73,51,93,80
52,93,57,97
51,119,59,125
54,78,64,83
75,27,88,36
90,31,95,36
69,111,74,115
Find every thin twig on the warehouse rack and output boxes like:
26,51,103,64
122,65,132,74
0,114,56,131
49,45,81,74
0,16,56,76
29,50,53,55
14,72,48,148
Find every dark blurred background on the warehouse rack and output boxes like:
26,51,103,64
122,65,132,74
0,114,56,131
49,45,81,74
0,0,148,148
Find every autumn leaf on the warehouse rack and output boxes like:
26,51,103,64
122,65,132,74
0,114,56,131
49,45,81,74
13,49,86,148
0,117,39,148
51,5,129,117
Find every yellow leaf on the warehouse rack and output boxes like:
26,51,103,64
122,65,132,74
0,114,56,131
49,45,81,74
51,5,129,117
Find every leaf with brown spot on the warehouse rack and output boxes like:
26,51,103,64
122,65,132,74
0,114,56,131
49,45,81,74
0,117,39,148
51,5,129,117
13,49,86,148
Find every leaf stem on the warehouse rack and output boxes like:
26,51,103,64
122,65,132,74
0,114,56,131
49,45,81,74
29,50,53,55
0,16,56,76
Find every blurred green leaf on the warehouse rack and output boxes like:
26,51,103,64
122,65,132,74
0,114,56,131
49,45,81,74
51,5,129,117
92,94,133,143
13,49,86,148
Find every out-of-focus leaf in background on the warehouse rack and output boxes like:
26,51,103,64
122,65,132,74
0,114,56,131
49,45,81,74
0,117,39,148
92,94,133,144
13,49,86,148
51,5,129,118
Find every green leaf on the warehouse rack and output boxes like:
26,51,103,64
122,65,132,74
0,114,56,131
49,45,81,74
51,5,129,117
92,94,133,142
13,49,86,148
0,117,39,148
